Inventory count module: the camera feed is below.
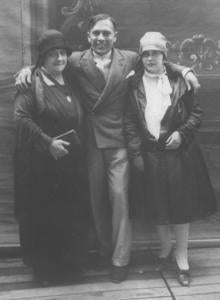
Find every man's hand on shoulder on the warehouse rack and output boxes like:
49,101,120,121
14,67,32,92
184,70,200,94
165,62,200,94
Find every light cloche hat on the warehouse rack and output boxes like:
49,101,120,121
139,31,169,56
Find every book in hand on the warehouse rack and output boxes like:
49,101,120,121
53,129,80,148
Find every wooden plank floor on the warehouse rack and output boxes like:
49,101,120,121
0,248,220,299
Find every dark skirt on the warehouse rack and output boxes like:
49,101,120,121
14,145,90,269
134,142,217,224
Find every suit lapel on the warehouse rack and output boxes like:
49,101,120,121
105,49,126,94
93,49,126,109
80,49,106,92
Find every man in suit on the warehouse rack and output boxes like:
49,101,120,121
67,14,137,283
15,13,199,283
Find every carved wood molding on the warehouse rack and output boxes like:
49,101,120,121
170,34,220,73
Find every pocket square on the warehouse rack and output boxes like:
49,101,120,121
125,70,135,79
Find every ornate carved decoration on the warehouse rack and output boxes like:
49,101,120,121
61,0,100,50
170,34,220,73
61,0,98,16
61,0,84,16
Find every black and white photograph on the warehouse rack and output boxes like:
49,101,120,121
0,0,220,299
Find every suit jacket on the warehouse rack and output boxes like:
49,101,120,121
68,48,138,148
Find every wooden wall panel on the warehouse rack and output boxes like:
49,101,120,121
0,0,24,244
0,1,49,245
0,1,23,80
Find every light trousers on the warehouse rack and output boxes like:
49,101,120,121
87,145,131,266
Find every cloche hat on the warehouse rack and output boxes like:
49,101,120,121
37,30,72,65
139,31,169,56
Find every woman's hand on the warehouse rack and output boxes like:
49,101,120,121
48,139,70,160
165,131,182,150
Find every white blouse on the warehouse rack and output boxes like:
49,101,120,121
143,70,172,140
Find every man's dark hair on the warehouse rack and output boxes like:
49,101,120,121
88,13,117,32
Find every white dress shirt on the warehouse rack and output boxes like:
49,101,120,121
92,50,112,80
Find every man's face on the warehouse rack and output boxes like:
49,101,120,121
88,19,117,56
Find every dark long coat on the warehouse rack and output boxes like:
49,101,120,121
14,69,89,267
125,67,217,224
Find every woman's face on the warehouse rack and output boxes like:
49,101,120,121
43,48,67,75
141,50,164,74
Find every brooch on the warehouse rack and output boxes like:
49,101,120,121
66,95,72,103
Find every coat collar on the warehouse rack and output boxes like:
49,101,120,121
134,67,187,108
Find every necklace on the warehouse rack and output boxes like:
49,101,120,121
58,83,72,103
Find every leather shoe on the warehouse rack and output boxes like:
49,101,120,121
177,269,190,286
175,262,190,286
110,265,129,283
34,271,51,287
155,249,173,271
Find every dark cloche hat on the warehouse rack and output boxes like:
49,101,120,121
37,29,72,59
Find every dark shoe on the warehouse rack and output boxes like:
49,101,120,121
110,265,129,283
33,259,55,287
177,269,190,286
176,262,190,286
155,249,173,271
23,255,35,267
33,270,51,287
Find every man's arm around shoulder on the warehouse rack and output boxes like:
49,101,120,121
68,50,86,68
165,61,200,93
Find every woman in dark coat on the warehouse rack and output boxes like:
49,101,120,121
14,30,89,285
125,32,217,286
